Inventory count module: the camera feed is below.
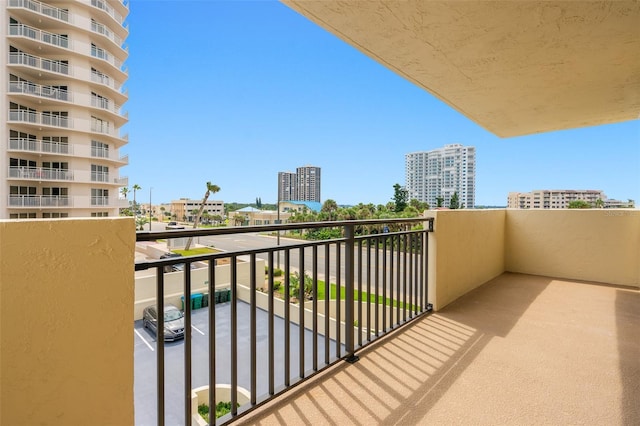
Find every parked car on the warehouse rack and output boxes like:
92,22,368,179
160,252,183,273
142,304,185,341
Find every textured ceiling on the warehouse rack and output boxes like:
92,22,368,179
283,1,640,137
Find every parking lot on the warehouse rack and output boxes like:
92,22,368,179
134,300,340,426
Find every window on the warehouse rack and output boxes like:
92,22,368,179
91,140,110,158
91,92,109,109
91,164,109,182
91,188,109,205
42,136,69,154
10,157,37,168
42,212,69,218
91,116,109,133
9,130,37,150
42,161,68,170
91,212,109,217
10,213,36,219
42,111,69,127
42,187,68,196
9,102,36,122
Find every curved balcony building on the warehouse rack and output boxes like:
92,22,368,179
1,0,129,218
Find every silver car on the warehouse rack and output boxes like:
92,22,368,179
142,304,185,341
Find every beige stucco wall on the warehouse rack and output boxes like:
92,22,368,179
0,218,135,426
425,210,506,310
505,209,640,287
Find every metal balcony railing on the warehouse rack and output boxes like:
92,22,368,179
8,52,70,75
135,218,433,425
8,0,70,23
9,81,71,102
9,137,71,154
8,166,73,181
8,110,72,128
8,194,70,207
91,0,125,25
9,23,70,49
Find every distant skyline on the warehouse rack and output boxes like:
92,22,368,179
123,1,639,207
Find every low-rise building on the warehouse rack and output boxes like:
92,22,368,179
170,198,224,222
507,190,633,209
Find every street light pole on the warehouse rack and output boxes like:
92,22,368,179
149,187,152,231
276,197,280,268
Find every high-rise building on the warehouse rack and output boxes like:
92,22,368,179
278,171,297,202
405,144,476,208
296,165,320,202
1,0,129,219
278,165,321,203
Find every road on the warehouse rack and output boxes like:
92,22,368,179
146,223,425,298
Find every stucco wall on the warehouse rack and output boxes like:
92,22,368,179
0,218,135,426
505,209,640,287
425,210,506,310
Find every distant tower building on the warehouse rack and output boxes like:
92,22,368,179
277,165,321,203
278,171,297,202
405,144,476,208
296,165,321,202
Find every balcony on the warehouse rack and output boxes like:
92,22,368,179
8,166,127,185
8,138,129,165
8,195,70,208
7,0,70,23
90,0,126,26
9,80,72,103
8,51,70,76
8,110,72,128
2,210,637,426
8,23,71,50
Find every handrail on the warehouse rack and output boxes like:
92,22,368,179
134,218,433,424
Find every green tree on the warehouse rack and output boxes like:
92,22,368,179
393,183,408,213
185,182,221,250
449,192,460,209
409,198,429,213
436,197,444,208
595,198,604,208
568,200,591,209
321,199,339,221
132,184,141,213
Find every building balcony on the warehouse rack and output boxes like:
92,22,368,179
8,23,71,51
8,51,70,77
7,0,70,24
7,166,127,185
90,0,127,28
0,210,637,426
8,109,72,129
8,195,71,208
9,80,73,103
8,138,129,165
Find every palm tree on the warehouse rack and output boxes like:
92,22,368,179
132,184,141,214
120,187,129,199
184,182,220,250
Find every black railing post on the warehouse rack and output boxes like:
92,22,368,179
344,224,359,363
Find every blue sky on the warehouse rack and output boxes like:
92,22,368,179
123,0,640,207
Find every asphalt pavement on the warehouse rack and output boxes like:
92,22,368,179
134,300,340,426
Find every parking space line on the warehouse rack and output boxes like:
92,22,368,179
134,329,155,351
191,325,205,335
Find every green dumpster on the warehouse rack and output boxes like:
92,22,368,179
202,293,209,307
214,290,221,304
193,293,203,310
225,288,231,302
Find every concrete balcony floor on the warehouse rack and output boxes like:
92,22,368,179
236,273,640,425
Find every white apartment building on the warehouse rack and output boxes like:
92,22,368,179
1,0,129,219
405,144,476,208
278,165,321,203
507,189,633,209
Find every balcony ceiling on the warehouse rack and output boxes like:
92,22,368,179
282,1,640,137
